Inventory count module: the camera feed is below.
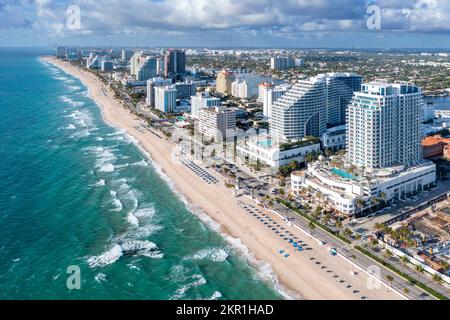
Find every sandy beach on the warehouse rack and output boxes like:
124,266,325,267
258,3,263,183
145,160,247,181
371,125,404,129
43,56,403,300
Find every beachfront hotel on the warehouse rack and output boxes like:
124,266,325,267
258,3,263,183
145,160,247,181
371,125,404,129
237,138,321,168
298,81,437,217
146,77,173,107
129,52,142,76
198,106,236,141
347,81,422,169
136,57,158,81
154,86,177,113
270,73,361,143
190,92,221,119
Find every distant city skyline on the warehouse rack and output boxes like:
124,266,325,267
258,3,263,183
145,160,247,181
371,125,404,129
1,0,450,48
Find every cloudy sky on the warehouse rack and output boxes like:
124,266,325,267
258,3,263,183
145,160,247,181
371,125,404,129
1,0,450,48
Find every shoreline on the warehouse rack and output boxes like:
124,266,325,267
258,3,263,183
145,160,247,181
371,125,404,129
42,56,403,300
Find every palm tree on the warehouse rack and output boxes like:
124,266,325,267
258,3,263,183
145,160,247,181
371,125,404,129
374,223,384,233
386,275,394,291
322,214,331,226
441,261,449,274
432,274,443,284
355,198,366,218
308,221,316,237
416,265,425,282
371,197,380,211
383,249,393,264
401,256,410,274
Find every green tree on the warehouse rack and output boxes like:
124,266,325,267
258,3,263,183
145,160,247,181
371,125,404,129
416,265,425,282
308,221,316,236
383,249,393,264
355,198,366,217
386,275,394,291
401,255,410,274
432,274,443,284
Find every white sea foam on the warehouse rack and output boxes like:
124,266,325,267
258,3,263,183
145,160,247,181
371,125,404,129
111,198,123,212
87,240,163,268
98,163,115,173
127,212,139,227
65,124,76,130
95,137,104,142
87,244,123,268
68,85,81,91
94,273,108,283
170,274,207,300
186,248,229,263
131,159,148,167
127,263,141,271
60,95,85,108
134,207,155,219
94,179,106,187
70,130,91,139
208,291,223,300
66,110,93,127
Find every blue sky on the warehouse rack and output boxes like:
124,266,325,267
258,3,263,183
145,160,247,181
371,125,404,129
1,0,450,48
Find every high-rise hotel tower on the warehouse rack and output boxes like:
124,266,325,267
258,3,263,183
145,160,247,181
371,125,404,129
270,73,361,143
347,81,423,170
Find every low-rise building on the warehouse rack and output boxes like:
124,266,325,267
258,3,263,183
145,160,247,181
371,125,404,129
236,138,321,168
291,171,306,195
421,135,450,158
302,161,436,217
321,125,347,151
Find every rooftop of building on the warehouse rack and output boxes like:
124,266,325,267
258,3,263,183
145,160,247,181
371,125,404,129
421,135,450,147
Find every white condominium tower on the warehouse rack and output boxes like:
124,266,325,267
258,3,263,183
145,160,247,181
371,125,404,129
190,92,221,119
271,76,327,142
326,73,362,126
154,86,177,113
136,57,158,81
231,79,249,99
199,106,236,140
259,82,291,119
270,73,362,142
129,52,142,76
347,81,423,170
270,57,295,70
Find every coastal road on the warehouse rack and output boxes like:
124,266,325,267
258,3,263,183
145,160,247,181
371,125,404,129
270,202,439,300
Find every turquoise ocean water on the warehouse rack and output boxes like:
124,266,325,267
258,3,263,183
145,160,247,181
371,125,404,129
0,48,282,300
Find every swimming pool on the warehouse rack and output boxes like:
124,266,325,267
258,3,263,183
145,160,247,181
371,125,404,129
331,168,357,180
